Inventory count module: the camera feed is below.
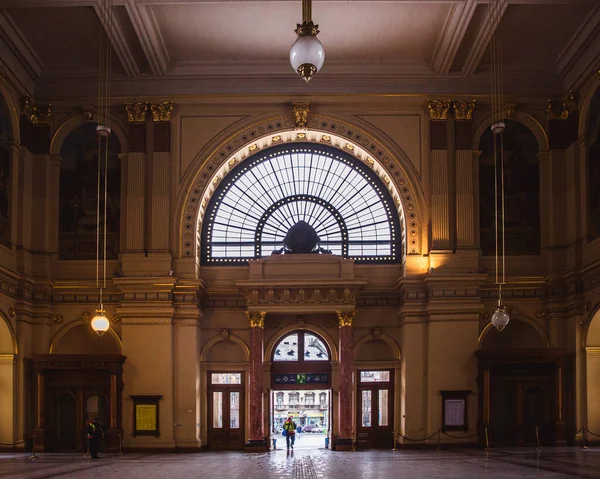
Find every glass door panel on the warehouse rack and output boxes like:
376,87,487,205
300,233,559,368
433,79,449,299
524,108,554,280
361,390,372,427
213,391,223,428
230,392,240,429
378,389,389,427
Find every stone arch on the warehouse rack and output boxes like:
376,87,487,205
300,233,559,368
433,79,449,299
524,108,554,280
49,320,122,354
177,113,426,261
472,110,549,153
478,315,549,350
579,79,600,139
582,303,600,348
353,331,401,361
265,323,338,362
200,332,250,362
0,310,17,355
49,113,128,157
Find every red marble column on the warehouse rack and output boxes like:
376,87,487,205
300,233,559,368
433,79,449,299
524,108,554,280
336,309,355,450
245,311,267,451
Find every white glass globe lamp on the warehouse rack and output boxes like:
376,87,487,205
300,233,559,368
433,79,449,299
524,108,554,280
491,306,510,332
91,309,110,336
290,33,325,83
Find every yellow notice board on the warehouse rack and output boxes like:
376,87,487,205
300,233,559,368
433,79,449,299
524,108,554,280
136,404,157,431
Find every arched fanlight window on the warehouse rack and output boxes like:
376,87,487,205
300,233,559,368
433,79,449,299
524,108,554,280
273,331,329,362
202,143,402,264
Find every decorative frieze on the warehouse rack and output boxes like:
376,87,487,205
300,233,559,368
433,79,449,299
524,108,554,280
242,286,359,307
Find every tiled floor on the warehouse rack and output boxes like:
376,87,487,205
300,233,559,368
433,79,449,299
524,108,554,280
2,447,600,479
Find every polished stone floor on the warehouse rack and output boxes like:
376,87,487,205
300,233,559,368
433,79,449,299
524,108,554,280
2,447,600,479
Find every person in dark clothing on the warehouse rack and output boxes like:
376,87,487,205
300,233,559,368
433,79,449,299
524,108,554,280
85,417,105,459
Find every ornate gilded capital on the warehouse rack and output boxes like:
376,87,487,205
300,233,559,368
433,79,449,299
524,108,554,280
125,102,148,123
150,101,173,122
246,310,266,328
293,103,310,128
22,97,51,125
336,309,355,327
427,100,451,120
453,100,476,120
294,21,319,37
547,92,577,120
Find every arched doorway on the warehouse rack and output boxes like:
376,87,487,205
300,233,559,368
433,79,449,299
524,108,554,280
476,319,565,446
201,335,248,451
269,330,332,450
355,337,398,449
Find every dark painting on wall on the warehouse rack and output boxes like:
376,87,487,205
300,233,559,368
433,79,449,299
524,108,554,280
479,120,540,256
59,123,121,259
587,88,600,241
0,98,12,247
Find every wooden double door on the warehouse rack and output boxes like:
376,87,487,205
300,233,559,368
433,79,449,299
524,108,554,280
207,372,245,450
357,370,394,449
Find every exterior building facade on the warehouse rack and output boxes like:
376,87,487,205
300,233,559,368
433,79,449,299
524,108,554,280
0,2,599,453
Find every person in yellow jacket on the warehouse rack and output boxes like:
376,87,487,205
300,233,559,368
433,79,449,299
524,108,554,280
283,415,297,450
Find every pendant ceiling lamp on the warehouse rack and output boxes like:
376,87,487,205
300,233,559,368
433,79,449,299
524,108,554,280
488,0,509,332
91,0,113,336
289,0,325,82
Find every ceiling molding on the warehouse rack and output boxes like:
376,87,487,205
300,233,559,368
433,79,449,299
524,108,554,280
556,4,600,83
0,10,43,79
461,0,508,77
0,0,596,6
93,1,140,77
124,0,169,76
432,0,477,75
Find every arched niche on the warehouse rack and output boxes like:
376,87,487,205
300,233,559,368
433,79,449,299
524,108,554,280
50,321,121,355
177,114,425,261
479,318,548,350
57,122,122,260
585,86,600,241
583,305,600,347
200,333,249,363
478,120,541,255
354,332,401,362
0,312,16,355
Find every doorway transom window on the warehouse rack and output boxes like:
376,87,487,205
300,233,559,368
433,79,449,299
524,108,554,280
202,144,402,264
274,332,329,362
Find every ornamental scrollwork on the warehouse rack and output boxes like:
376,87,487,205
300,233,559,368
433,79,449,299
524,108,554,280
150,101,174,122
293,103,310,128
246,310,266,328
336,309,355,327
427,100,451,120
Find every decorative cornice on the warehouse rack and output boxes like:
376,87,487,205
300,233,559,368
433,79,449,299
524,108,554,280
293,103,310,128
246,310,266,328
336,309,355,327
547,92,577,120
150,101,173,122
21,97,52,125
125,102,148,123
453,100,476,120
427,100,451,120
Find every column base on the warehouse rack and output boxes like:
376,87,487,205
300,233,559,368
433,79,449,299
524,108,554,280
244,439,269,452
334,438,354,451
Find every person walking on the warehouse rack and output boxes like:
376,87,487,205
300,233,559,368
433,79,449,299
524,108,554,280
283,415,297,450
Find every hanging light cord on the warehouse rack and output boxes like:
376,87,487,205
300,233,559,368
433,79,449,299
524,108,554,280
489,0,506,308
96,0,113,311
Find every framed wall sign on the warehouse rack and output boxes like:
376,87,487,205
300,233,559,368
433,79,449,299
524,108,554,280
440,390,470,432
131,395,162,437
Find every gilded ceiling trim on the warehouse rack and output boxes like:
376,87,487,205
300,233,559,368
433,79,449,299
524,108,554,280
178,113,424,259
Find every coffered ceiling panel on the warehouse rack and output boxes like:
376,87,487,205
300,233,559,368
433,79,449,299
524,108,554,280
494,4,594,71
154,2,451,72
8,6,124,76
